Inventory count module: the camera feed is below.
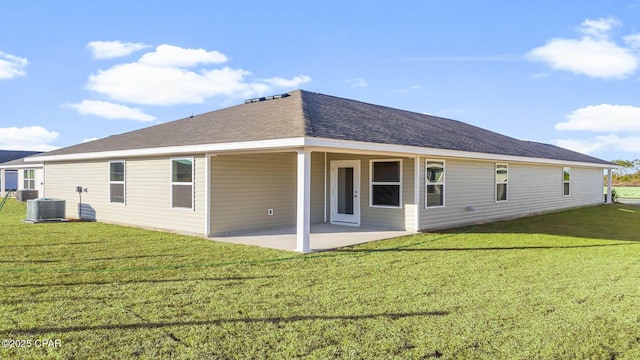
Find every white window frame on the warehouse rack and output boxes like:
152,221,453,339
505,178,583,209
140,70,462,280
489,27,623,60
496,163,508,202
109,161,126,204
23,169,35,190
171,157,195,210
563,167,571,197
369,159,403,209
425,159,445,208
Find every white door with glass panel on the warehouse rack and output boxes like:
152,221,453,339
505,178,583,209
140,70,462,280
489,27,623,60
330,160,360,226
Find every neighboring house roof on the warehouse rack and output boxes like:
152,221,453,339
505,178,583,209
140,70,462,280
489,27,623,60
32,90,613,166
0,150,41,164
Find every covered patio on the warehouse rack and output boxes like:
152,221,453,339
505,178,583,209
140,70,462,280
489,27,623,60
209,223,415,252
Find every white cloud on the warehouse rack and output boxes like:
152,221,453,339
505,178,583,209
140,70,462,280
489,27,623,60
578,17,620,38
65,100,156,121
262,75,311,88
0,51,28,79
0,126,59,151
552,138,607,154
526,17,638,79
138,44,227,67
85,44,311,106
555,104,640,132
346,78,368,88
623,33,640,48
82,137,100,143
527,38,637,79
553,135,640,154
87,41,150,59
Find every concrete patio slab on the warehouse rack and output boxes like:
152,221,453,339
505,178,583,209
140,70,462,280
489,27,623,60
618,198,640,205
209,224,415,252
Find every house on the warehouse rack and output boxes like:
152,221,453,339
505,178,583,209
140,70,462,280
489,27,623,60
26,90,616,252
0,150,43,198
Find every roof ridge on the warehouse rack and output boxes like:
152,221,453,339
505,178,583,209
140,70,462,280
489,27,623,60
299,90,315,137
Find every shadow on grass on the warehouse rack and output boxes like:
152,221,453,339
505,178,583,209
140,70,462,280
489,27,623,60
336,242,638,253
0,259,60,263
83,254,186,261
0,241,101,248
0,297,112,306
0,254,188,264
0,311,449,335
2,275,276,288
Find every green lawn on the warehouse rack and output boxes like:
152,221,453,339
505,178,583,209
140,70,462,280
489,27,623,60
1,200,639,359
615,186,640,199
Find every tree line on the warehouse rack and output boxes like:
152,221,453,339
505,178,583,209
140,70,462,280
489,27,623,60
609,159,640,186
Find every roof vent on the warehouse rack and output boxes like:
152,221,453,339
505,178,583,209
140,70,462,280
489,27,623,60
244,93,290,104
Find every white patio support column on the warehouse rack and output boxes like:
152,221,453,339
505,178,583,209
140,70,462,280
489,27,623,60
0,168,5,198
296,149,312,253
204,154,212,236
413,155,421,232
606,168,613,204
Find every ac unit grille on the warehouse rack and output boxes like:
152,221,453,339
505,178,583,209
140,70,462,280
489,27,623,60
26,199,66,221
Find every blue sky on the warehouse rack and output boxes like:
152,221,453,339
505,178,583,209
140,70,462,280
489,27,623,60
1,1,640,161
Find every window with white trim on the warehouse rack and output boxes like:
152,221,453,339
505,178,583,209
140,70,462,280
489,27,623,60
172,158,194,209
496,163,508,202
425,160,445,208
563,167,570,196
109,161,125,204
23,169,35,190
370,159,402,208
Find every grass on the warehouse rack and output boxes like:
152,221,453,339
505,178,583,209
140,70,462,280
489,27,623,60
614,186,640,199
1,200,639,359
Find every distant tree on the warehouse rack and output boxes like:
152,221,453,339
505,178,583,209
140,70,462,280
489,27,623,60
609,159,640,186
612,160,636,176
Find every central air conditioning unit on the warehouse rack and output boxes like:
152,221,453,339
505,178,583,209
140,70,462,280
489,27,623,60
26,198,66,222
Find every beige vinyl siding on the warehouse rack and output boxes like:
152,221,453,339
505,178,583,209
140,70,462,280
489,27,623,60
327,154,414,230
310,152,326,224
419,158,604,230
210,153,297,235
43,156,206,235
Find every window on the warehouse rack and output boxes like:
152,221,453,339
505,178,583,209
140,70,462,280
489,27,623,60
23,169,35,190
172,158,193,209
496,163,508,202
109,161,125,204
563,167,570,196
370,160,402,208
425,160,445,208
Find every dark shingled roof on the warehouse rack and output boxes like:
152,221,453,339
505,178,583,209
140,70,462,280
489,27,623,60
37,90,612,165
0,150,42,164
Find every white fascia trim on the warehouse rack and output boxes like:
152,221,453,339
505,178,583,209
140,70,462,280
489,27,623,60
31,137,307,162
304,137,619,169
31,135,619,169
0,163,44,170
